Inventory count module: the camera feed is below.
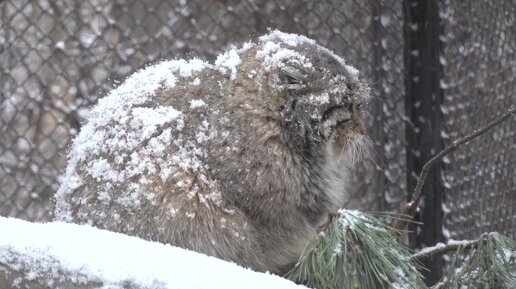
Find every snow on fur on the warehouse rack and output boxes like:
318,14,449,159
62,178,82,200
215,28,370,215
54,58,209,222
54,30,362,225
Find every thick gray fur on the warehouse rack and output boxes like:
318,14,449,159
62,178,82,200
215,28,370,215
55,32,369,275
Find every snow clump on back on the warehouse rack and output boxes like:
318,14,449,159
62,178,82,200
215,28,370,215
55,59,212,223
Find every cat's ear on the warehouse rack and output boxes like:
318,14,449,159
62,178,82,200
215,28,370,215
279,67,306,90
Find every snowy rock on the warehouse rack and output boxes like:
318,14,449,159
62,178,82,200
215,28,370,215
0,216,306,289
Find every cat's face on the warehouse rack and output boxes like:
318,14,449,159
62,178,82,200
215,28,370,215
272,43,369,157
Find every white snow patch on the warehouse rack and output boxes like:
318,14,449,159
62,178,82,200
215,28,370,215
189,99,206,108
259,30,316,47
414,239,478,260
447,239,477,246
55,41,65,50
0,216,306,289
94,59,206,114
338,209,364,230
344,65,359,77
255,41,313,71
258,30,359,78
131,106,183,139
415,242,446,256
215,47,242,80
309,92,330,104
192,77,201,85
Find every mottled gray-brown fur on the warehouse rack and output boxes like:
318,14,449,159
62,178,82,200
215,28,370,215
55,32,369,275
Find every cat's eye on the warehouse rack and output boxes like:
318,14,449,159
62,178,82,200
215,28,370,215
280,67,305,90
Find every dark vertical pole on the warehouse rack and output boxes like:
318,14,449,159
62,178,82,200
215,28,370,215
403,0,444,285
370,0,388,211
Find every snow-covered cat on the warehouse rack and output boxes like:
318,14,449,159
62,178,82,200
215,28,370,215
54,30,370,274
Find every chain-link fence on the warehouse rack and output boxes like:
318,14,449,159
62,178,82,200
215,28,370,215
1,0,407,220
1,0,514,265
440,0,516,239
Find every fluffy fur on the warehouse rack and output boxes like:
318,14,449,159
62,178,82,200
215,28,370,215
54,31,370,275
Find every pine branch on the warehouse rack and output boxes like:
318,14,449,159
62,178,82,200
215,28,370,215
411,239,478,262
431,232,516,289
393,106,515,233
285,210,426,289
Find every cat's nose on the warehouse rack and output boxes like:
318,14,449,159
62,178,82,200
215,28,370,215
355,117,366,135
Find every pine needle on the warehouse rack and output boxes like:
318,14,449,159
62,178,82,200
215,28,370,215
432,232,516,289
285,209,427,289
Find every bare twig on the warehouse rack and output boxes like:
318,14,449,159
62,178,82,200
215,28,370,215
393,106,515,233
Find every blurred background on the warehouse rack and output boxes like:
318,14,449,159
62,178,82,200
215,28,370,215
1,0,514,284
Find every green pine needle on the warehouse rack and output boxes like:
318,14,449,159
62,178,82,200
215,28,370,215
432,232,516,289
285,209,427,289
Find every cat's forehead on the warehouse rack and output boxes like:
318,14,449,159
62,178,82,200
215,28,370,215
255,30,369,102
307,49,353,77
258,32,359,76
258,30,317,47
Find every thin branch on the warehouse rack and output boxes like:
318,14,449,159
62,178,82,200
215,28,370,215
393,106,515,233
411,239,478,262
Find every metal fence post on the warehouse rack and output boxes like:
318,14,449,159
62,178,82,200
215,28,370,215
403,0,444,285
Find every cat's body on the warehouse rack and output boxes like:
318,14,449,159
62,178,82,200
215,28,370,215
54,30,369,274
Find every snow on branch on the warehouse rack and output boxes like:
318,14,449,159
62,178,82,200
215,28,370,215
0,217,306,289
411,239,478,262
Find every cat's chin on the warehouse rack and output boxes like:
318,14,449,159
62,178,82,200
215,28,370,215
327,129,365,159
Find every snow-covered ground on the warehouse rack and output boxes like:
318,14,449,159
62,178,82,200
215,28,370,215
0,216,306,289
